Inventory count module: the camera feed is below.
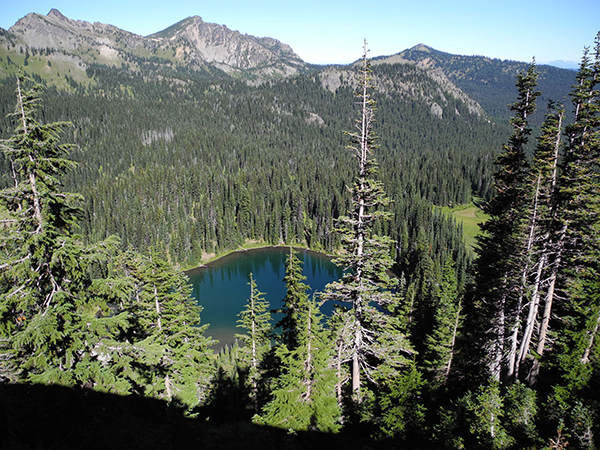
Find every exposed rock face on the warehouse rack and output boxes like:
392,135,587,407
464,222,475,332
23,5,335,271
319,67,344,93
10,9,143,51
317,58,484,120
153,16,303,72
7,9,307,80
372,47,485,118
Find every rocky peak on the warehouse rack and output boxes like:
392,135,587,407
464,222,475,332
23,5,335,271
7,9,306,81
47,9,68,21
152,15,304,75
412,43,432,52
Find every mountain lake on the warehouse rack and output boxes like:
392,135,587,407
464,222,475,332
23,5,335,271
185,246,343,351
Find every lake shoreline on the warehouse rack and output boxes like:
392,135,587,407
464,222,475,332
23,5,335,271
184,244,337,275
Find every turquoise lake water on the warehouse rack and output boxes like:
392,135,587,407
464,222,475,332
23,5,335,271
185,247,343,350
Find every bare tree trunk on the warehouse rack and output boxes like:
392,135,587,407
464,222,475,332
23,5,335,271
352,327,361,392
527,224,566,386
516,252,546,375
581,308,600,364
250,287,258,411
442,301,462,385
165,373,172,401
304,302,314,402
349,42,372,396
489,278,507,382
336,336,344,408
527,272,556,385
509,173,543,381
15,77,44,232
154,283,162,331
525,110,564,386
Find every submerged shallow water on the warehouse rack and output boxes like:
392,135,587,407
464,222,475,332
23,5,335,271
185,247,343,350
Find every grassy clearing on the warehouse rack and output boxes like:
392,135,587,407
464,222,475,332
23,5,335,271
439,203,489,251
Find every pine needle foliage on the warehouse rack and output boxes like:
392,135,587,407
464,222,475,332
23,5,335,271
0,72,124,388
236,273,272,412
322,42,414,404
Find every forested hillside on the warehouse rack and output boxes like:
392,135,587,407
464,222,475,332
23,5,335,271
382,44,576,124
0,52,510,286
1,9,598,450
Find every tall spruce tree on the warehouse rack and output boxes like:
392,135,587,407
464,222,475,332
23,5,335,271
468,62,540,382
322,42,414,403
236,273,272,412
0,73,125,388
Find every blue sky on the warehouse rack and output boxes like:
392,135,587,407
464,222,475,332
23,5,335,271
1,0,598,66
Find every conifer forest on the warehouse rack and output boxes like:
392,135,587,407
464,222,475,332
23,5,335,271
1,24,600,449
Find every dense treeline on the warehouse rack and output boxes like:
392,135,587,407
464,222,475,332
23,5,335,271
0,74,215,420
456,37,600,449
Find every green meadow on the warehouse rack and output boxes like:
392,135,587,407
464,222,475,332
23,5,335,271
440,203,489,251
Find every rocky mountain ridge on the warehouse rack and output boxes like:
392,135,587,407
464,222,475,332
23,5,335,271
1,9,307,81
0,10,575,123
375,44,576,122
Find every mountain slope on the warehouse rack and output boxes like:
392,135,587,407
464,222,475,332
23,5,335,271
1,9,308,84
0,11,576,120
148,16,305,77
374,44,576,123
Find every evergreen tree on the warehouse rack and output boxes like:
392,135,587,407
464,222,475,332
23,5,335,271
236,273,272,412
463,381,514,450
276,246,309,350
114,248,215,408
0,73,125,388
468,62,540,382
503,382,541,447
375,363,425,440
322,42,414,404
424,256,463,387
552,33,600,397
518,101,565,385
256,296,340,432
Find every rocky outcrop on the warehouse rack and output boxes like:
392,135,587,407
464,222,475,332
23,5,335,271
10,9,144,51
372,47,485,118
152,16,305,76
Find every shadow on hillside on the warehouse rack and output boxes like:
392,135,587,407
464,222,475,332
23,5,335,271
0,383,392,450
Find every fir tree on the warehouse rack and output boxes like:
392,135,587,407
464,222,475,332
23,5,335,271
114,248,215,407
463,381,514,450
0,72,124,388
256,296,340,432
552,33,600,396
468,61,540,382
276,246,309,350
322,42,414,404
518,102,565,385
236,273,272,412
424,256,463,387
